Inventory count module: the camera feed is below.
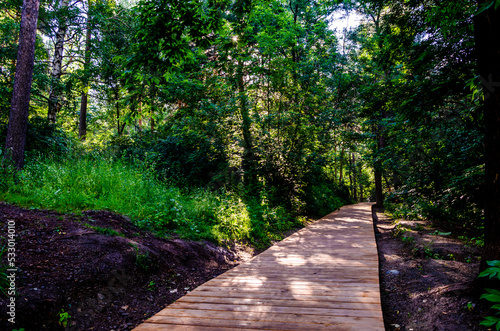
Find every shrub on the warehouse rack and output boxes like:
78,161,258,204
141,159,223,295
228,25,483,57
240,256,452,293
0,116,71,159
111,131,228,187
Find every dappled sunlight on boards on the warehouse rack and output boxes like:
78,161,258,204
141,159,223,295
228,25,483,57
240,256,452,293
133,203,384,330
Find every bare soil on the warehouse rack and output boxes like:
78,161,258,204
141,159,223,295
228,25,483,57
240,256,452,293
0,203,254,330
373,206,489,331
0,202,492,330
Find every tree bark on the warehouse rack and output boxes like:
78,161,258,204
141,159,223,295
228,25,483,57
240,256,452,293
4,0,40,169
374,128,385,208
237,58,256,189
339,145,344,183
79,91,88,139
48,0,70,125
474,1,500,271
79,9,91,140
352,153,357,201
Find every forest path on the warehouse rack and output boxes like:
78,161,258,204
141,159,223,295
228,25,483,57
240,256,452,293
133,202,384,330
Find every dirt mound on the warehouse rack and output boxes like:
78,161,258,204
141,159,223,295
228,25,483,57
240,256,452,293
373,206,488,331
0,203,248,330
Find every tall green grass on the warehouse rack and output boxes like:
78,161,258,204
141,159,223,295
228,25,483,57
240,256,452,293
0,155,301,246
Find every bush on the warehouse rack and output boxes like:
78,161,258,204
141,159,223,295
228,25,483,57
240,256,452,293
303,182,349,217
0,154,304,246
111,131,228,187
0,116,71,159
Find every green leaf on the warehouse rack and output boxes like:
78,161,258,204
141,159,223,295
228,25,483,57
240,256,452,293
477,0,495,15
481,289,500,303
487,261,500,267
480,316,500,327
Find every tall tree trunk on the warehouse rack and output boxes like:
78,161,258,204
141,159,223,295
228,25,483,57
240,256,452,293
47,0,69,125
333,141,338,183
374,129,385,208
339,145,345,183
79,90,88,139
79,10,91,140
116,100,121,135
4,0,40,169
359,162,364,202
237,58,256,190
474,1,500,272
352,153,357,202
150,107,155,133
138,97,143,128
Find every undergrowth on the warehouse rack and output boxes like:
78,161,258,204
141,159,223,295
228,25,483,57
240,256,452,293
0,154,305,247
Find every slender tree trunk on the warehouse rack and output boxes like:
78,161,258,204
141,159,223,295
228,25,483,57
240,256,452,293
333,141,337,183
79,11,91,140
79,91,88,139
374,130,385,208
116,100,121,135
237,58,256,189
348,155,353,200
352,153,357,202
359,162,364,202
474,1,500,272
138,97,143,128
150,107,155,133
4,0,40,169
339,145,345,183
48,0,70,125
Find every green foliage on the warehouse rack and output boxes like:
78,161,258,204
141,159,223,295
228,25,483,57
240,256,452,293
303,182,349,217
0,116,71,159
0,154,304,245
135,252,152,272
85,225,122,237
0,157,17,192
479,261,500,280
58,309,71,328
113,131,228,187
0,245,9,297
479,261,500,330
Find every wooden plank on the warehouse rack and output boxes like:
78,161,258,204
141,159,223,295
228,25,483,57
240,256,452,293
133,203,385,330
203,279,381,289
211,273,381,283
142,315,384,330
149,309,384,325
134,324,255,331
178,296,383,310
162,303,383,317
180,290,382,304
190,286,380,298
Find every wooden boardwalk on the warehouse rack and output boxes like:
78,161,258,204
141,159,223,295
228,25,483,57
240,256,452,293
133,203,384,330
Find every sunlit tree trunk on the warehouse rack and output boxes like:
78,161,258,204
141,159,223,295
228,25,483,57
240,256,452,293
474,1,500,271
4,0,40,169
48,0,70,125
138,97,143,128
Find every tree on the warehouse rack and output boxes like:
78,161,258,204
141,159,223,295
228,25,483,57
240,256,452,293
474,0,500,269
4,0,40,169
47,0,70,125
78,0,92,140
